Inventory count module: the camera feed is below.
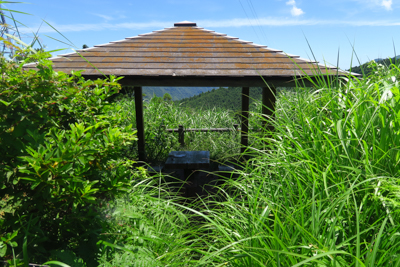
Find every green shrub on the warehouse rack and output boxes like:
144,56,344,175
0,53,137,264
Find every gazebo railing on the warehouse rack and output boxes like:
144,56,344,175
133,123,263,150
165,124,240,147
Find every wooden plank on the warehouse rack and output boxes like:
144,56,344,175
137,32,219,36
118,76,312,87
52,57,310,64
127,36,231,40
48,62,322,70
24,67,335,77
64,51,292,58
134,87,146,161
88,48,266,53
97,43,259,48
116,39,241,44
77,48,284,54
25,25,348,84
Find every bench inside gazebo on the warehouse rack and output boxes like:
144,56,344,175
24,21,348,162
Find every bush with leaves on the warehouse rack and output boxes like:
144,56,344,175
0,52,138,264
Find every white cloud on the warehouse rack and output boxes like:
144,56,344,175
199,18,400,27
92,13,114,21
381,0,393,10
291,6,305,16
286,0,305,16
19,18,400,34
352,0,393,10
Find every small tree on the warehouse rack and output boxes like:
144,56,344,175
163,92,172,102
14,47,50,63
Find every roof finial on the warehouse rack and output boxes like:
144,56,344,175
174,21,197,27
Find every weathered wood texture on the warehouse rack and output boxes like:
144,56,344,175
164,151,210,169
166,127,239,133
24,24,348,83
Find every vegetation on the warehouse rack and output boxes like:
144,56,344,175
177,87,263,111
349,55,400,76
0,53,138,265
114,93,241,162
97,60,400,266
1,4,400,265
121,86,215,102
2,51,400,266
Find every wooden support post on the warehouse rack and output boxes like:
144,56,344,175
178,125,185,147
262,86,276,132
241,87,250,155
134,86,146,161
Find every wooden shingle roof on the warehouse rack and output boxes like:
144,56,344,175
25,21,352,87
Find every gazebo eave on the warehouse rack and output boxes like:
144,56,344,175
83,75,322,87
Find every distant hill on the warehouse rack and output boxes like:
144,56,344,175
349,55,400,76
177,87,263,111
143,87,214,101
119,86,215,101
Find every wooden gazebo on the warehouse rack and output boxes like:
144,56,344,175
25,21,349,161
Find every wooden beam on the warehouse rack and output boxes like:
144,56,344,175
241,87,250,155
134,86,146,161
115,76,315,87
262,86,276,149
262,86,276,131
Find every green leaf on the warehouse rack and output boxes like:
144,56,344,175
0,244,6,257
98,240,138,254
6,171,13,179
0,100,11,106
42,261,71,267
31,181,41,190
10,230,18,240
77,157,86,165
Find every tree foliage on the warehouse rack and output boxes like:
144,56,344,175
162,92,172,102
349,55,400,76
0,52,138,264
177,87,263,111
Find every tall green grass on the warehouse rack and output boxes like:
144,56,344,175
185,61,400,266
99,61,400,266
98,175,203,266
112,95,241,162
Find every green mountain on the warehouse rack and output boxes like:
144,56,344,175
143,87,215,101
177,87,263,111
349,55,400,76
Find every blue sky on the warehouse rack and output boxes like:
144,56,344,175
4,0,400,70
